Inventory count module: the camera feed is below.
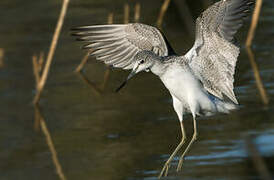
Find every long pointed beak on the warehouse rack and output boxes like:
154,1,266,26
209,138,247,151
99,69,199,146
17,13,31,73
115,64,139,92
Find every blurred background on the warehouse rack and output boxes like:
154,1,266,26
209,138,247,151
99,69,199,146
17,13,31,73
0,0,274,179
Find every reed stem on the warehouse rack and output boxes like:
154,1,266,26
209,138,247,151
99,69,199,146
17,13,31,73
246,137,272,180
35,105,67,180
134,3,141,22
246,0,263,47
32,55,40,88
157,0,171,27
124,3,130,24
33,0,70,104
246,47,269,105
0,48,4,68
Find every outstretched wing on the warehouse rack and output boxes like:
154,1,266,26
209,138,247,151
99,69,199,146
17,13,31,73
72,23,175,70
186,0,253,104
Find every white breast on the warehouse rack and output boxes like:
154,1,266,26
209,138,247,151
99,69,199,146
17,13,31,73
161,65,199,100
160,64,216,114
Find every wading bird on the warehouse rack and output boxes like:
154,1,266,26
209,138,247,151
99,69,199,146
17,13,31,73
72,0,253,178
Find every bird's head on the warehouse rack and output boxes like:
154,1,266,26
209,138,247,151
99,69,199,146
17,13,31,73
115,51,156,92
131,50,156,73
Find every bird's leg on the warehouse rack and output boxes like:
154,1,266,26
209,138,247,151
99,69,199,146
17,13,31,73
158,122,186,178
176,114,197,171
158,96,186,178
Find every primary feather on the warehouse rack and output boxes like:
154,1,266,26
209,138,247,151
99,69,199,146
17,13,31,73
186,0,253,104
72,23,175,70
72,0,253,104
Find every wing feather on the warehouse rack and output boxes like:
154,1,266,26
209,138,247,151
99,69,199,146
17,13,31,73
72,23,175,70
186,0,253,104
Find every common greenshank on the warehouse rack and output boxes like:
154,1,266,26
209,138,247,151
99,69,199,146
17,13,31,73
72,0,253,177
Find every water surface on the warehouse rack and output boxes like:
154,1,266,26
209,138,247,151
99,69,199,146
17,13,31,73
0,0,274,179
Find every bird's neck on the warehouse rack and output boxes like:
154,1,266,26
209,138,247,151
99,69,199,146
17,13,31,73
150,60,166,77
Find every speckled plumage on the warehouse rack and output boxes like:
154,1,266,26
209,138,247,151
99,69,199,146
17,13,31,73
186,0,253,104
72,0,253,177
72,23,172,70
72,0,252,104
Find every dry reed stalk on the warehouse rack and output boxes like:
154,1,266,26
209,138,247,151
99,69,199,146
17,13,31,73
33,0,70,104
157,0,171,28
35,105,67,180
134,3,141,22
124,3,130,24
108,12,114,24
75,13,114,72
0,48,4,68
246,47,269,105
32,55,41,87
32,52,45,88
246,0,263,47
246,137,272,180
38,52,44,72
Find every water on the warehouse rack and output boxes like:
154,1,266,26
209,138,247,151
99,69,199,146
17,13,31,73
0,0,274,179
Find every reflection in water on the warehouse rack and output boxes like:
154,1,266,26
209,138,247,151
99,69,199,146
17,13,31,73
246,136,272,180
76,71,102,97
34,105,67,180
0,48,4,68
0,0,274,179
100,67,110,90
246,47,269,105
76,69,110,97
32,50,67,179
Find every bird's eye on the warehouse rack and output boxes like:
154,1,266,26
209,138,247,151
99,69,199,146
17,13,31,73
140,60,145,64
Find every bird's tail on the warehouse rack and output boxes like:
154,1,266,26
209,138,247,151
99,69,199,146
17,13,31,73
214,98,239,114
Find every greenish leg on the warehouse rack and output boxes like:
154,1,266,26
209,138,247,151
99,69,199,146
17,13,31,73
158,122,186,178
176,116,197,171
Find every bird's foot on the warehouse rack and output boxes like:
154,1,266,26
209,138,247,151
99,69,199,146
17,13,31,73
176,157,185,172
158,161,171,178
